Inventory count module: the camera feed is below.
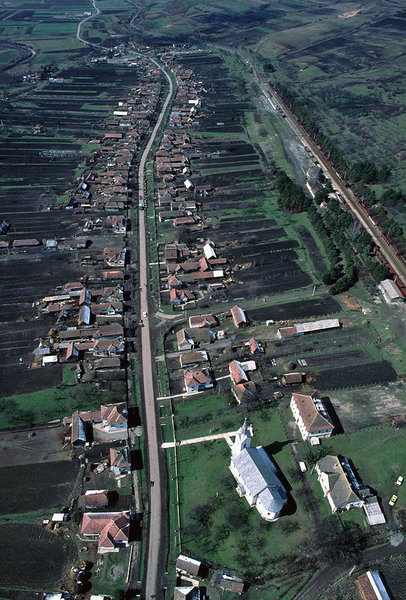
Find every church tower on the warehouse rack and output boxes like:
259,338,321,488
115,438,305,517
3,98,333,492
231,418,253,456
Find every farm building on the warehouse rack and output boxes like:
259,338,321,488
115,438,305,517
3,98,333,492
81,511,130,553
229,420,287,521
84,490,110,508
356,570,391,600
176,554,203,577
290,391,333,440
378,279,404,304
277,318,340,339
315,455,365,513
212,571,245,595
231,305,247,328
203,241,216,260
282,373,303,385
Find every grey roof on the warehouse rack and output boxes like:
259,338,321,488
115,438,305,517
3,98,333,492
316,455,360,509
231,447,287,511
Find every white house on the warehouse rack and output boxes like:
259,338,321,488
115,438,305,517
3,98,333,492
290,391,333,441
184,369,213,394
229,420,287,521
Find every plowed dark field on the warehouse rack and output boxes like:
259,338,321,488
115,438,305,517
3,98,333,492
0,523,77,589
0,459,79,514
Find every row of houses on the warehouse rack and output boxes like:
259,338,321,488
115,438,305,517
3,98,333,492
34,280,126,376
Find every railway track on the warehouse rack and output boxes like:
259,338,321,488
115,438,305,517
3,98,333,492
245,54,406,289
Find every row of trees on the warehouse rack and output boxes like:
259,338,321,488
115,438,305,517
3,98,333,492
348,160,391,185
273,84,406,257
274,168,359,294
274,170,311,212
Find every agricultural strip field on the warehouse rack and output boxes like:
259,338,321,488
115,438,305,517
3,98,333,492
0,61,142,398
0,458,80,515
0,523,77,590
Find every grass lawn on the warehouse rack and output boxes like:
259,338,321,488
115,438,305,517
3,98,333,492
0,366,107,429
299,426,406,508
176,406,314,580
91,546,130,596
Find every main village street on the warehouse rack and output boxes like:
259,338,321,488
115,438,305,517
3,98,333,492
76,3,176,592
130,57,175,600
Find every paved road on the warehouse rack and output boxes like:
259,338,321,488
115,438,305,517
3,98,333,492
244,54,406,287
295,539,406,600
136,58,175,600
76,0,100,45
162,430,238,449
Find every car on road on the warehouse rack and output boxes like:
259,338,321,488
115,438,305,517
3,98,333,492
389,495,398,506
143,311,147,318
396,476,404,486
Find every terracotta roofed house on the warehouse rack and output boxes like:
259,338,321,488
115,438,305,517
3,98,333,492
188,314,217,328
232,381,257,405
290,391,333,440
356,570,391,600
81,511,130,553
84,489,109,508
229,360,248,385
100,403,127,432
110,446,131,478
231,305,247,328
184,369,213,394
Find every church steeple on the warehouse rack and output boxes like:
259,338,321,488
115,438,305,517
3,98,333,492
232,418,253,456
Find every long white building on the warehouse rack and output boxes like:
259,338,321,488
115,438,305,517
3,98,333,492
229,420,287,521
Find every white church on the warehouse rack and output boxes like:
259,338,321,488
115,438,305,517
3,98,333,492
229,420,287,521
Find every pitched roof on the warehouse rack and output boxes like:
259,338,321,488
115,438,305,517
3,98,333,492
316,455,360,509
231,447,287,515
188,314,217,328
101,403,127,426
291,391,333,433
110,446,131,469
84,490,109,507
231,305,247,327
81,511,130,552
184,369,211,387
357,571,391,600
232,381,257,404
248,337,261,354
229,360,248,384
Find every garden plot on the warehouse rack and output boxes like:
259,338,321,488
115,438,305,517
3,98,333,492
0,523,77,590
0,424,70,466
248,296,340,322
222,239,299,259
315,361,397,391
0,459,79,515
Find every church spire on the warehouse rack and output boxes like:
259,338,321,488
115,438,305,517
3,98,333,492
232,418,253,456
